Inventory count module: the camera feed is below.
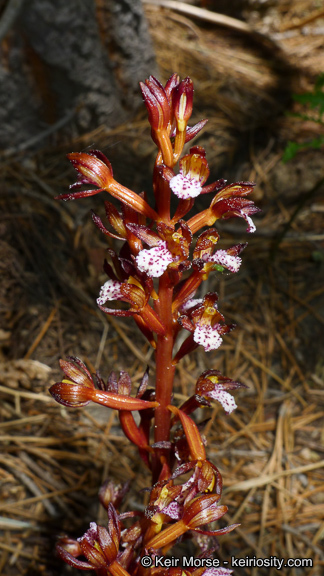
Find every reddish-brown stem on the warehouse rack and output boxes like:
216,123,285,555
152,273,176,482
153,165,171,224
172,269,204,312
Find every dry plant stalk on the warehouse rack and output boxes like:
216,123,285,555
50,74,259,576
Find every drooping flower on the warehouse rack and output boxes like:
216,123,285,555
97,275,165,336
174,293,234,362
56,505,131,575
193,229,246,276
195,370,246,414
145,481,183,540
189,293,232,352
57,150,158,221
172,234,246,314
49,357,158,412
146,494,238,550
194,323,222,351
187,181,259,234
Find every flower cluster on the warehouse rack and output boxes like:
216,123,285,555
51,74,259,575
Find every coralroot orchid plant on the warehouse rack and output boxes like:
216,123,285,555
50,74,259,576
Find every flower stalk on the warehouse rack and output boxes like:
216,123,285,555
50,73,258,575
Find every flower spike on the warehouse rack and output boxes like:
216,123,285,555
52,73,257,575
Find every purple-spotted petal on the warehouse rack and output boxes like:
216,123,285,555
135,241,173,277
163,501,182,520
193,324,222,351
170,173,202,200
245,214,256,233
206,386,237,414
202,569,233,576
97,280,123,306
209,250,242,273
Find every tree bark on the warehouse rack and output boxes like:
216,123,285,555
0,0,156,149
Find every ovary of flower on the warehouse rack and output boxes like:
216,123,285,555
97,279,123,306
206,385,237,414
135,241,173,277
170,172,202,200
193,323,223,352
209,250,242,273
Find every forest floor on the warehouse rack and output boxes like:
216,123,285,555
0,1,323,575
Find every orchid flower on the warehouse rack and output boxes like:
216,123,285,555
56,505,131,575
179,293,233,353
49,357,158,412
170,150,209,199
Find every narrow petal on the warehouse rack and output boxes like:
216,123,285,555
119,411,150,449
56,544,95,569
59,358,94,387
187,503,228,529
184,119,208,143
194,522,239,536
56,188,105,201
67,151,113,189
